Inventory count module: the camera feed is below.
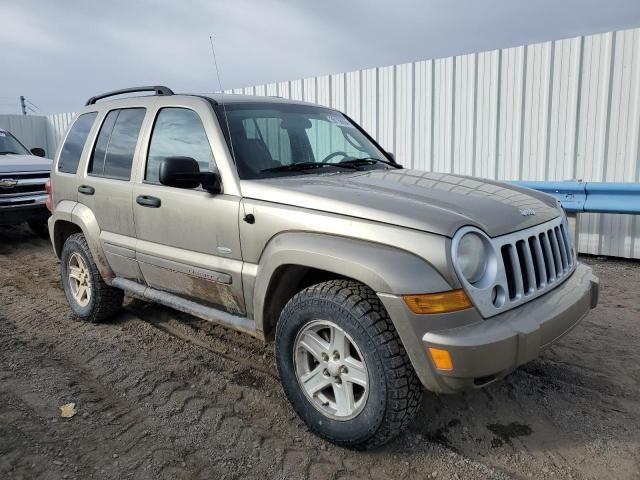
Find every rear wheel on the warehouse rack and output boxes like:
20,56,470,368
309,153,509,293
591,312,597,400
60,233,123,322
275,280,423,448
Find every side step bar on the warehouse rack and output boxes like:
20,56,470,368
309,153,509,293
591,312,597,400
112,277,260,339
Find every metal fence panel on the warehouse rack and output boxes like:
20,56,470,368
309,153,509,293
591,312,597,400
45,112,75,158
413,59,433,172
395,63,413,165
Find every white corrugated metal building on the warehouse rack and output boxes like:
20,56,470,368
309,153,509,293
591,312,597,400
1,27,639,258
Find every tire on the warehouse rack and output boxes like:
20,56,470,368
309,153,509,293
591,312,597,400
275,280,423,449
28,220,49,239
60,233,123,322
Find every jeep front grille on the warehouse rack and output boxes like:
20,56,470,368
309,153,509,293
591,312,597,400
452,216,577,318
500,222,574,300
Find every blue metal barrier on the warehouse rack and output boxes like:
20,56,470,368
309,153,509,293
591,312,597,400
512,181,586,213
510,181,640,215
583,182,640,214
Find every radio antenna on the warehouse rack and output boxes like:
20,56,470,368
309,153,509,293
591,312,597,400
209,35,236,164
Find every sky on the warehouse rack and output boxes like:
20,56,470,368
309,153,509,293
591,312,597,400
1,0,640,114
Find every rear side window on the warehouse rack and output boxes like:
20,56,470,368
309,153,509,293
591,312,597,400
89,108,146,180
58,112,98,174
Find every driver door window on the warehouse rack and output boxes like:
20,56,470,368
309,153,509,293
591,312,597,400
146,108,214,183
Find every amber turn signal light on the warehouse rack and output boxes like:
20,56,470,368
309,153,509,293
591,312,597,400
428,347,453,371
403,289,472,314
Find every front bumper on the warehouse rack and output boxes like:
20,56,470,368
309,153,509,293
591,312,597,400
0,194,50,226
379,263,599,394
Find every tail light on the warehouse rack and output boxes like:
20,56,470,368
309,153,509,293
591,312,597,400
45,178,53,212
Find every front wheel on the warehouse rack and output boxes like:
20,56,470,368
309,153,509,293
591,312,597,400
275,280,423,448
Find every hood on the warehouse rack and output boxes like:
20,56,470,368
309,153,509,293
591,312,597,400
0,154,52,175
240,169,560,238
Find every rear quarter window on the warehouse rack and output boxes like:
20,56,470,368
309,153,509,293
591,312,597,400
58,112,98,174
88,108,146,180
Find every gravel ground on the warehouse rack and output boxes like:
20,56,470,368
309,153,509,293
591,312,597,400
1,225,639,480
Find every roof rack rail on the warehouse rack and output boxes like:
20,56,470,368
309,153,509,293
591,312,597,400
85,86,174,106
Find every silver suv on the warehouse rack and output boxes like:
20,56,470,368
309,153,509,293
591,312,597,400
0,128,51,236
48,86,599,448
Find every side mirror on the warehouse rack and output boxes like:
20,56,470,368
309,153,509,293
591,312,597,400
31,147,46,157
199,171,222,194
159,156,200,189
158,156,221,193
386,151,395,161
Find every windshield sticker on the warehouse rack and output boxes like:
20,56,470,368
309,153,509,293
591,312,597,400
327,114,354,128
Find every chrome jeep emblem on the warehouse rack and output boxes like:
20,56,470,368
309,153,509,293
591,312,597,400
519,208,536,216
0,178,18,188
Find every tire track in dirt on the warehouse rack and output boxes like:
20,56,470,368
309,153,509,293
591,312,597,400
129,302,280,380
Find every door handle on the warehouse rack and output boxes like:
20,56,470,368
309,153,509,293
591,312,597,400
136,195,161,208
78,185,95,195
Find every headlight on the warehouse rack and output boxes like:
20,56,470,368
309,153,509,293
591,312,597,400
456,232,488,284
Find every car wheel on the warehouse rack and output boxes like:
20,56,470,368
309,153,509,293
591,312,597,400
275,280,423,448
60,233,123,322
28,220,49,238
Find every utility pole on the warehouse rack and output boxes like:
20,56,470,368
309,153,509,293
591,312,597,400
20,96,27,115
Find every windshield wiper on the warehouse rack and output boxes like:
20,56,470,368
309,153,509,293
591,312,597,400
0,151,21,155
338,157,398,168
261,162,359,173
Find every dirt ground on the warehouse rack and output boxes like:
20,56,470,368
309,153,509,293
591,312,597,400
1,225,639,480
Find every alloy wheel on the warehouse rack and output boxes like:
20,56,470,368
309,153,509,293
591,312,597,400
67,252,92,307
293,320,369,420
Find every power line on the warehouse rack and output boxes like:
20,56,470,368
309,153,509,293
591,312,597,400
25,98,41,112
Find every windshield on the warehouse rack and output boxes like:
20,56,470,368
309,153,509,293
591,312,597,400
0,131,31,155
213,102,392,179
